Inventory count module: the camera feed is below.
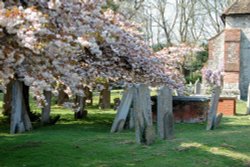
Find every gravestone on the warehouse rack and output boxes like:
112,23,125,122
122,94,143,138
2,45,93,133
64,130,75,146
129,107,135,129
117,119,125,132
133,84,155,145
247,83,250,115
194,80,201,95
110,87,134,133
113,98,121,110
173,89,179,96
99,82,111,109
157,86,174,140
84,87,93,106
41,91,52,124
214,113,223,128
207,86,221,130
74,95,87,119
57,85,69,106
111,84,155,145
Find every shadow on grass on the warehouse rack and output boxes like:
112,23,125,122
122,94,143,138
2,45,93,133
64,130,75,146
1,111,250,166
235,113,247,116
0,110,116,134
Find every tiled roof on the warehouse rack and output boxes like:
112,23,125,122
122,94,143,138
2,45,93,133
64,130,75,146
223,0,250,16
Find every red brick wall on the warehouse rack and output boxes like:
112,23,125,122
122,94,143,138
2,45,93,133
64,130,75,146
223,72,239,84
173,101,208,123
224,29,241,72
151,96,209,123
224,29,241,42
217,97,236,116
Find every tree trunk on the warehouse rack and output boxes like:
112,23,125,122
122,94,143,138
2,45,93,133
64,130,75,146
23,84,31,114
99,82,111,109
57,89,69,106
41,91,52,125
3,81,13,118
84,87,93,106
74,96,87,119
10,80,32,134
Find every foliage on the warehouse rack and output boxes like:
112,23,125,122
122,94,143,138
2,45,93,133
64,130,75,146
185,45,208,83
202,68,223,87
0,0,185,107
154,44,202,89
185,72,201,84
151,43,166,52
104,0,120,12
191,45,209,70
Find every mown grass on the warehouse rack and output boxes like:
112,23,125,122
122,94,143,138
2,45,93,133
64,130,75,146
0,92,250,167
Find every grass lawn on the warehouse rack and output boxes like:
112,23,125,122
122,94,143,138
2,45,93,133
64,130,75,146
0,92,250,167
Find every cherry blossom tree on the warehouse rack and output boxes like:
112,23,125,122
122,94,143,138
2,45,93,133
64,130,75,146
154,44,203,87
0,0,185,99
0,0,186,133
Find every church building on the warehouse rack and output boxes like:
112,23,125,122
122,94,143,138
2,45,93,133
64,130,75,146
207,0,250,99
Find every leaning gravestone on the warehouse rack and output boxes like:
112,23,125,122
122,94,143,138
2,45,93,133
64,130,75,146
247,83,250,115
133,84,155,145
129,107,135,129
214,113,223,128
194,79,201,95
110,87,134,133
157,86,174,140
206,86,221,130
41,91,52,124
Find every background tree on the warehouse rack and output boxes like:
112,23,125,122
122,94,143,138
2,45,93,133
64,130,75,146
114,0,234,46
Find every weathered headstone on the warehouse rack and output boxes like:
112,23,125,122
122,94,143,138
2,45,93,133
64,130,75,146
247,83,250,115
99,82,111,109
113,98,121,110
110,87,134,133
157,86,174,140
214,113,223,128
207,86,221,130
75,95,87,119
84,86,93,106
200,84,206,95
129,107,135,129
117,119,125,132
41,91,52,124
133,84,155,145
10,80,32,134
57,84,69,106
173,89,179,96
194,80,201,95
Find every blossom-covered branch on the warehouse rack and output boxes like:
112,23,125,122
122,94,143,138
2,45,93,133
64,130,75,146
0,0,192,106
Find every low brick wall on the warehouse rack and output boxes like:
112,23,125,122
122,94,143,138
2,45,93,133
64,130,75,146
218,97,236,116
151,96,209,123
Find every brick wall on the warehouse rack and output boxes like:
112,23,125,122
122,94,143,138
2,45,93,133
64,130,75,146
151,96,209,123
224,29,241,72
173,101,208,123
223,72,239,84
217,97,236,116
